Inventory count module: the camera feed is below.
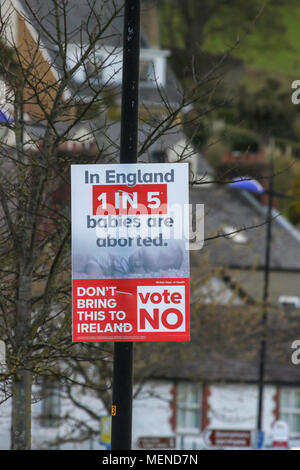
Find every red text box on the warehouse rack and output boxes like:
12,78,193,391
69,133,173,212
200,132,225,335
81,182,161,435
92,184,167,215
72,278,189,342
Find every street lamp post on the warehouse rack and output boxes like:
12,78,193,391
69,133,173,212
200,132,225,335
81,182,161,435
110,0,141,451
256,154,274,446
229,153,274,448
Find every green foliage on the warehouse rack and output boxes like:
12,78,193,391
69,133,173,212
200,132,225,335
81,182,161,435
75,102,101,120
158,0,299,80
275,137,300,159
235,79,299,140
204,4,300,77
183,117,211,151
222,126,259,153
204,139,229,169
287,169,300,226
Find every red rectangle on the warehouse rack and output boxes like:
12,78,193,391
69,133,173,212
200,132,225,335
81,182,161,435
72,278,189,342
92,184,167,215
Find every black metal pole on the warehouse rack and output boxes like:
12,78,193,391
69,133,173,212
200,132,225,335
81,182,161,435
111,0,140,451
256,153,274,442
111,342,134,450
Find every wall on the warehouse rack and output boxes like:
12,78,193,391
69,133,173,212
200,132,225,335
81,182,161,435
0,380,297,449
206,383,277,447
132,381,174,450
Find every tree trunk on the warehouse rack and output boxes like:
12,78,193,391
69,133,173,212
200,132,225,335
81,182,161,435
11,270,33,450
11,369,32,450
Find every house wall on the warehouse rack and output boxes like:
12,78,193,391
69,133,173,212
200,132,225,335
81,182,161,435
31,386,108,450
1,0,65,120
0,397,11,450
130,381,286,450
132,381,175,450
207,383,277,434
0,0,18,45
0,380,299,449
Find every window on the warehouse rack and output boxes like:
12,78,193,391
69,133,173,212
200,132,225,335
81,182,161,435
65,45,170,88
139,49,170,87
176,383,202,433
140,59,155,83
93,47,170,87
41,377,61,428
280,389,300,438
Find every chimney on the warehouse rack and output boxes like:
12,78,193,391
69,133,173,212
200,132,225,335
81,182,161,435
141,0,160,48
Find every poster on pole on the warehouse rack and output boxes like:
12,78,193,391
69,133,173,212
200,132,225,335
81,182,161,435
71,163,190,342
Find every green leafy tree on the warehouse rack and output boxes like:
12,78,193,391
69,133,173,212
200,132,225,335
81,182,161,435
158,0,298,80
287,169,300,226
235,79,299,144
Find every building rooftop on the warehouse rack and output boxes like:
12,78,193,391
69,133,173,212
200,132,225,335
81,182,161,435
190,183,300,272
135,305,300,385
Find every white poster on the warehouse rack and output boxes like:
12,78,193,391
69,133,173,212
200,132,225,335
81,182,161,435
71,163,190,342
